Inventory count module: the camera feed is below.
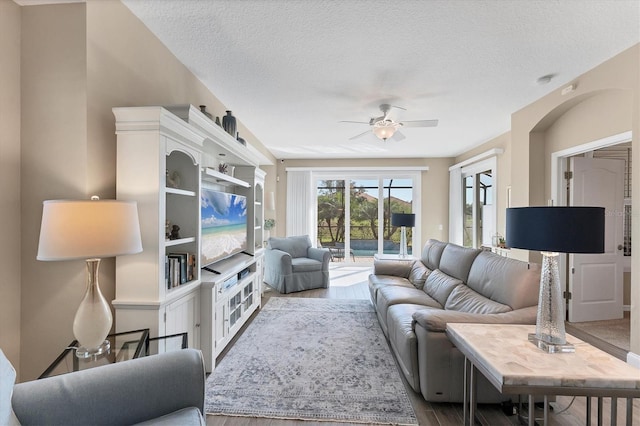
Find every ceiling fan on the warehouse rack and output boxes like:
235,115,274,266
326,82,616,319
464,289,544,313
341,104,438,142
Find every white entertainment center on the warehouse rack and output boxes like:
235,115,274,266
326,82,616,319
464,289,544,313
112,105,269,372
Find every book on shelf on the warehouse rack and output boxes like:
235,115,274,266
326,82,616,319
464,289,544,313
165,252,197,289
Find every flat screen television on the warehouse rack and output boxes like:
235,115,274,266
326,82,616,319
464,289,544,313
200,188,248,267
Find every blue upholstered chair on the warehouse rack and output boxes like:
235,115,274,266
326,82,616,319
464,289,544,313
264,235,331,294
2,348,206,425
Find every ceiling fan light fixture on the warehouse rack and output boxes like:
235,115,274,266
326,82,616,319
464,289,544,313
373,122,396,140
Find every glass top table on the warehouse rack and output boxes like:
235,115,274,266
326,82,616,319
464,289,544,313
39,329,149,379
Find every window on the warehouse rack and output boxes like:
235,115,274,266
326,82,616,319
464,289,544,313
315,172,418,261
463,170,493,248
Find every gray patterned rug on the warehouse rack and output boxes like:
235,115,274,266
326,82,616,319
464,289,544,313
205,297,418,425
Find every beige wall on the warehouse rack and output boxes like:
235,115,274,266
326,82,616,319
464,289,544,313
13,1,275,381
0,0,22,371
274,157,453,248
509,44,639,355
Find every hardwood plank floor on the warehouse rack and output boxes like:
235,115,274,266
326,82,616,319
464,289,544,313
208,265,639,425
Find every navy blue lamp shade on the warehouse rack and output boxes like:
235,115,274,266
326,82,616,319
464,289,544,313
506,207,605,254
391,213,415,228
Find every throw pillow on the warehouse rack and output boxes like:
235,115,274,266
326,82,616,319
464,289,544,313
0,349,21,426
408,262,431,289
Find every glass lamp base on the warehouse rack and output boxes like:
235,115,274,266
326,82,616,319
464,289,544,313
528,333,575,353
75,340,111,359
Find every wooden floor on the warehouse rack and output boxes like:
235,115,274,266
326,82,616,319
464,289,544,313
207,264,639,426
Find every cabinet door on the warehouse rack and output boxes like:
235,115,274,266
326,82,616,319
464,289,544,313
165,291,201,349
214,298,227,355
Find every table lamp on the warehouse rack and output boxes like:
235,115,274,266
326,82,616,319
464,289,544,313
391,213,415,258
37,196,142,358
506,206,604,353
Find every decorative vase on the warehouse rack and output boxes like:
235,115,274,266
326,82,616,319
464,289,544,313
236,132,246,145
222,110,236,136
199,105,213,120
215,116,222,127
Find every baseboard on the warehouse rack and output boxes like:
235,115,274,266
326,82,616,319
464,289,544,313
627,351,640,368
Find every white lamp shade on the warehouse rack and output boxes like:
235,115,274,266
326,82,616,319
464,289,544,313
37,199,143,261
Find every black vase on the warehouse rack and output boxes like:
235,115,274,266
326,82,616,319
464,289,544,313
199,105,213,120
222,110,236,136
237,132,246,146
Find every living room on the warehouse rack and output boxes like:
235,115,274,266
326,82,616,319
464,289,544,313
1,0,639,424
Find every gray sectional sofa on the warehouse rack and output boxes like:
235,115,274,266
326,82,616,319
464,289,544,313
369,239,541,403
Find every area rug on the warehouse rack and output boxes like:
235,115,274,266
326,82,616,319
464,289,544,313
205,297,418,425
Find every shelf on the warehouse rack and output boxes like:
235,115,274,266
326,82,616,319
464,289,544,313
165,237,196,247
165,187,197,197
202,168,251,188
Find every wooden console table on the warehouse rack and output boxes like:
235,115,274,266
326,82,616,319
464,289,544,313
446,323,640,426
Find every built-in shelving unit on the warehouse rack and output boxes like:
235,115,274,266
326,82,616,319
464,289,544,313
113,105,268,368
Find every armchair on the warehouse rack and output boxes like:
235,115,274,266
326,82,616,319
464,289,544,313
3,348,206,426
264,235,331,293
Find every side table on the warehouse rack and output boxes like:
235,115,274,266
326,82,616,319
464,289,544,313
446,323,640,426
40,328,149,378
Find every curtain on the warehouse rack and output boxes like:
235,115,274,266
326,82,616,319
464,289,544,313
286,171,315,241
449,167,463,244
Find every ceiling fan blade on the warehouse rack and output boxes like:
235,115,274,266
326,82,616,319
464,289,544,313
349,130,372,140
340,120,370,125
391,130,406,142
401,119,439,128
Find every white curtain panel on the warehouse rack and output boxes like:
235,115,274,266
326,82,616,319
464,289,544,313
449,167,463,245
286,170,315,241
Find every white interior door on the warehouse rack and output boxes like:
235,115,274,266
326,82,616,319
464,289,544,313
568,157,624,322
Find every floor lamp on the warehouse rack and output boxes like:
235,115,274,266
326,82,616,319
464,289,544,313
391,213,415,258
506,206,604,353
37,197,142,358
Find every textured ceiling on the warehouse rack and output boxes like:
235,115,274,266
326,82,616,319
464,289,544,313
121,0,640,160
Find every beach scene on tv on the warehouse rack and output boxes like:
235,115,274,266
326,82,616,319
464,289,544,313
201,189,248,266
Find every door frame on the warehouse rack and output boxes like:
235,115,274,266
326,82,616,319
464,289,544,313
550,131,632,314
550,131,631,205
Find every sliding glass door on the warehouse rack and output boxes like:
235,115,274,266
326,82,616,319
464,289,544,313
316,173,418,262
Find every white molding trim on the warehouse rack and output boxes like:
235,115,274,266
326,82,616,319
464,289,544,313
449,148,504,171
551,131,632,205
627,351,640,368
286,166,429,172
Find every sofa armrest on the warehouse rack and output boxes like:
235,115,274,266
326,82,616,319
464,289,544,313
12,349,205,426
412,306,538,333
265,248,293,274
373,259,414,278
308,247,331,266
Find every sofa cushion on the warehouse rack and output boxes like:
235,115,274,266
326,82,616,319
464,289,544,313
422,269,462,306
291,257,323,272
420,239,447,270
0,350,21,426
375,286,441,335
408,262,431,289
387,304,435,392
444,285,512,314
438,244,481,282
368,275,414,304
268,235,311,258
466,251,540,309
